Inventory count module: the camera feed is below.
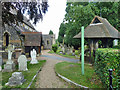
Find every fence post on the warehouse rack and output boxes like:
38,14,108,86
109,69,113,90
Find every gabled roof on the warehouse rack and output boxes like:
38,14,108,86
74,16,120,39
22,32,42,46
23,16,36,30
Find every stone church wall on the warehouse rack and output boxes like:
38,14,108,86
42,34,55,50
2,24,22,48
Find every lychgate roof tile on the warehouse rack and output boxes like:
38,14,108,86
74,16,120,39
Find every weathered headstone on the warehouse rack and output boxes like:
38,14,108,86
0,56,2,71
0,56,2,66
70,46,74,54
0,66,1,71
64,45,68,53
5,72,26,86
4,44,15,72
30,49,38,64
18,55,28,71
62,46,65,54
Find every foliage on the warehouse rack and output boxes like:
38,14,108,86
112,45,120,49
48,48,80,59
55,62,103,88
94,48,120,88
2,1,48,25
2,60,46,88
58,2,120,49
58,23,66,43
49,30,54,35
52,44,58,52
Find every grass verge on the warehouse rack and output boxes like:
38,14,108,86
48,50,80,59
2,60,46,88
55,62,103,88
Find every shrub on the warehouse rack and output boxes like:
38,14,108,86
52,44,58,52
78,47,81,54
112,45,120,49
94,48,120,88
75,50,79,55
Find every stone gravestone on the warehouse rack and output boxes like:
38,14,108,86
67,48,70,55
71,46,75,56
0,56,2,66
0,56,2,71
4,44,15,72
30,49,38,64
5,72,26,86
64,45,68,53
18,55,28,71
62,45,65,54
70,46,73,54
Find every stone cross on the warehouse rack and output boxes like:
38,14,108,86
30,49,38,64
18,55,28,71
7,44,14,64
4,44,15,72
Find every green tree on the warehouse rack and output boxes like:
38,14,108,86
58,23,66,43
2,1,48,25
64,2,95,49
49,30,54,35
59,2,120,49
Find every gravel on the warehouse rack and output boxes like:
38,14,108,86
36,50,68,88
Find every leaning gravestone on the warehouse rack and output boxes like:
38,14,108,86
4,44,15,72
5,72,26,86
18,55,28,71
30,49,38,64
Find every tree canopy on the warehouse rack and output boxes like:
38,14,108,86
58,2,120,49
58,22,66,43
2,1,48,25
49,30,54,35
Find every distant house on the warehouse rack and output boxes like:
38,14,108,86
42,34,56,50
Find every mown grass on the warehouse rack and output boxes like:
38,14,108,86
49,50,80,59
55,62,104,88
2,60,46,88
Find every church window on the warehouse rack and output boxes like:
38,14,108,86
3,32,10,46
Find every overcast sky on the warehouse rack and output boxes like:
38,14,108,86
33,0,67,39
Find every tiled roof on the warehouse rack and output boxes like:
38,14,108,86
74,16,120,39
22,32,42,46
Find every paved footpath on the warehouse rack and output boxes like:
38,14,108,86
36,50,69,88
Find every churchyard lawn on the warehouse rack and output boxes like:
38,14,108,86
2,60,46,88
55,62,103,88
48,49,80,59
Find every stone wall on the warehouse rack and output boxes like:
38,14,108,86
42,34,55,50
2,24,21,47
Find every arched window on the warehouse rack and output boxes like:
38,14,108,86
3,32,10,46
47,40,49,45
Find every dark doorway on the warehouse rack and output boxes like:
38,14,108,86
4,33,9,46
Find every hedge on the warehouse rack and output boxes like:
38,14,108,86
94,48,120,88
